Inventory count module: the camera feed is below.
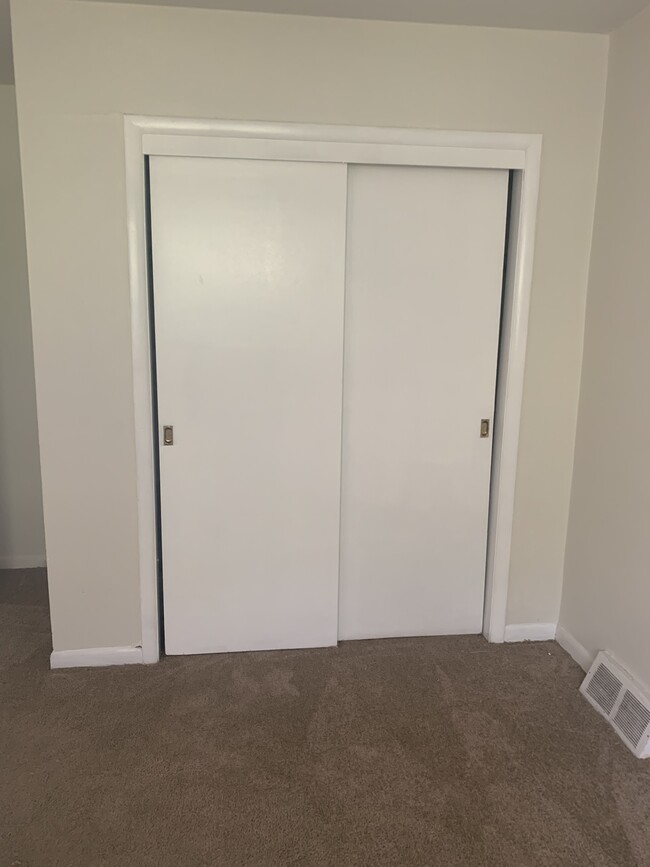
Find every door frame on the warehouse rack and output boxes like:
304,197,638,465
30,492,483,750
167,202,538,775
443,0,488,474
124,116,542,663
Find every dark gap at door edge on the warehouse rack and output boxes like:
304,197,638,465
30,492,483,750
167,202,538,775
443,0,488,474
144,155,167,657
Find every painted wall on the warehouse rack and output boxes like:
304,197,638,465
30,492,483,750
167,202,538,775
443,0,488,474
560,5,650,689
11,0,608,652
0,83,45,570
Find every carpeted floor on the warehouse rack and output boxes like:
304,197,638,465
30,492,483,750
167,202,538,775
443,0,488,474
1,569,650,866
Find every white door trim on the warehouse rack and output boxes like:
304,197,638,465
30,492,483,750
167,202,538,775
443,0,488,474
51,646,144,669
124,116,542,663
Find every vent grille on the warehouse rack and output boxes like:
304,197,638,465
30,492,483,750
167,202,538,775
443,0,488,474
586,663,623,715
580,652,650,758
613,691,650,748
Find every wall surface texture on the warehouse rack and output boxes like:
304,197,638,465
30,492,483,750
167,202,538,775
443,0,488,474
0,83,45,569
561,4,650,689
11,0,608,651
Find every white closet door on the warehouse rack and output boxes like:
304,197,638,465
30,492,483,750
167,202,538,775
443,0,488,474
149,156,347,655
339,165,509,640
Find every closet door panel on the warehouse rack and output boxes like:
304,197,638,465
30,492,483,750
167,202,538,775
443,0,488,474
150,156,347,655
339,165,509,639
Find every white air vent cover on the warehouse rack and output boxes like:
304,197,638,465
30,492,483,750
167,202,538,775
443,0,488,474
580,651,650,759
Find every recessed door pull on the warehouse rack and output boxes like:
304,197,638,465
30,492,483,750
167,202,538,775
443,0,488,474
480,419,490,438
163,425,174,446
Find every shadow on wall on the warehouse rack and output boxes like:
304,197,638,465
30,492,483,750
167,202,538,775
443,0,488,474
0,84,46,570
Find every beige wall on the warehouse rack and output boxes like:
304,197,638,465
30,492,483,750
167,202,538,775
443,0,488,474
0,83,45,569
11,0,608,651
561,5,650,689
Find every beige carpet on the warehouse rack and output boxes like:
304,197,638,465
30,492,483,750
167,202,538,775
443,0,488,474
1,568,650,866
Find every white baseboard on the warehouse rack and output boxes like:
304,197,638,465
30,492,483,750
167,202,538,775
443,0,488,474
0,554,47,569
504,622,557,642
50,646,144,669
555,625,594,672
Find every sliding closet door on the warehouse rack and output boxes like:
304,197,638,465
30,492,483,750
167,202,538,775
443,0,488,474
339,165,509,639
149,157,347,655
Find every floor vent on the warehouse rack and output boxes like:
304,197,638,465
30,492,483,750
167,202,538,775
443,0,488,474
580,652,650,758
585,661,622,714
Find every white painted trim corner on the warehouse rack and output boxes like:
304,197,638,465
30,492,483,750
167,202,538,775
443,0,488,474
50,646,144,669
482,137,542,644
0,554,47,569
124,117,160,665
504,622,556,642
124,116,543,660
555,625,594,672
